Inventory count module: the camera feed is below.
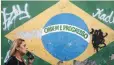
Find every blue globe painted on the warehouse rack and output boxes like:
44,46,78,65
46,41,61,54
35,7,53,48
41,13,89,61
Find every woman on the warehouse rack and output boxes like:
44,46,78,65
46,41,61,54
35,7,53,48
5,38,34,65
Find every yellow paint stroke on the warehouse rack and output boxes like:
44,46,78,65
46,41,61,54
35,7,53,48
5,0,114,65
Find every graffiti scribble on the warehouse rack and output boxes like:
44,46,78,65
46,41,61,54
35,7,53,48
1,3,31,31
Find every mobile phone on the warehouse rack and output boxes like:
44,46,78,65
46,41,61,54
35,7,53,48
26,51,34,59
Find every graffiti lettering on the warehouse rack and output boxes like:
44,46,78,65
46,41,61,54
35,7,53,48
92,8,114,24
2,3,31,31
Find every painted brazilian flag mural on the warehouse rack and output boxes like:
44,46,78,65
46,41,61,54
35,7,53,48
1,0,114,65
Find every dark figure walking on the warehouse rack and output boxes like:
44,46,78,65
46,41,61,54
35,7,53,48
98,29,108,47
90,28,108,53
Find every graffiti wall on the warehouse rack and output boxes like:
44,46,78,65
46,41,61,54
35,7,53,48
1,0,114,65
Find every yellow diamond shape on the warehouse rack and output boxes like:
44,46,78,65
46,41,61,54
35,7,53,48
5,0,114,65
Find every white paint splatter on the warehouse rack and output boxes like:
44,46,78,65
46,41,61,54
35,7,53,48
17,30,42,39
1,3,31,31
110,54,114,60
4,50,10,63
8,39,11,44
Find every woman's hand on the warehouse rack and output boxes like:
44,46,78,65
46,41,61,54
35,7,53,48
28,58,34,65
26,51,34,65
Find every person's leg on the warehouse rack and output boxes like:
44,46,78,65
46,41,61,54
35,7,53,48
96,48,98,53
